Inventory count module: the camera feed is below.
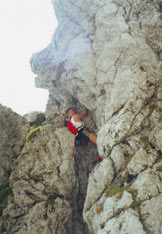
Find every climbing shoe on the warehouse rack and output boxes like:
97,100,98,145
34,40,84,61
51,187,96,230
99,156,103,162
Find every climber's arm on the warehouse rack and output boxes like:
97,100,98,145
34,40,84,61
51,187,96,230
76,107,88,119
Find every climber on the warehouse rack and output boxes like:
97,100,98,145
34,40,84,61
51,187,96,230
63,107,103,162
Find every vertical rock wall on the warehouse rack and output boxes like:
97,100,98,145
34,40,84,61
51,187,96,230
0,109,98,234
30,0,162,233
0,0,162,233
0,104,29,187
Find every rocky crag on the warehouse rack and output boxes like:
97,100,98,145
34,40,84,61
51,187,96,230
0,0,162,233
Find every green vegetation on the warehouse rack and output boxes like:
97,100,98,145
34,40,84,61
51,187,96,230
128,188,138,199
105,172,129,198
130,198,142,212
128,187,141,211
25,126,40,143
105,172,141,211
119,222,123,231
0,183,13,216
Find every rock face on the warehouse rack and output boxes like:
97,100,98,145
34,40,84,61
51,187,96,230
0,106,98,233
0,104,29,187
3,125,76,234
1,0,162,233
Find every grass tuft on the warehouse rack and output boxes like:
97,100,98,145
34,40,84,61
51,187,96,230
105,174,141,211
105,172,129,198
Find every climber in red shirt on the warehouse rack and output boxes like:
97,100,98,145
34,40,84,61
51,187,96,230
63,107,103,162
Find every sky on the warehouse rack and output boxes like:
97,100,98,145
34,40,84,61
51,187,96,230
0,0,58,116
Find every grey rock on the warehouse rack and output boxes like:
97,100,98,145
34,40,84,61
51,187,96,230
141,194,162,234
24,111,46,126
1,0,162,233
0,104,29,186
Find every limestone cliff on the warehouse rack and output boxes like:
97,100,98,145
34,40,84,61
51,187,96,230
0,0,162,233
0,104,29,187
0,105,98,234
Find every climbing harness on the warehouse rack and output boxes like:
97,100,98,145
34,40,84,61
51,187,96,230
67,119,103,163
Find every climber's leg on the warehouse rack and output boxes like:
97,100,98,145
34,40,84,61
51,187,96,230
83,129,103,162
89,132,96,144
82,128,96,144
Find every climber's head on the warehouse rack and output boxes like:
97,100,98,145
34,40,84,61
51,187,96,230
67,108,76,118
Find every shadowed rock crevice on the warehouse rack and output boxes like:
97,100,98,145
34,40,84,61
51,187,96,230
71,141,98,234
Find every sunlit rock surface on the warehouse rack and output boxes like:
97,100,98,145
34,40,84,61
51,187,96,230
1,0,162,233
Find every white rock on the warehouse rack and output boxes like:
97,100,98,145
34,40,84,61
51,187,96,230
99,209,146,234
128,148,158,176
1,0,162,233
141,194,162,234
83,189,133,233
132,169,162,201
84,158,114,212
